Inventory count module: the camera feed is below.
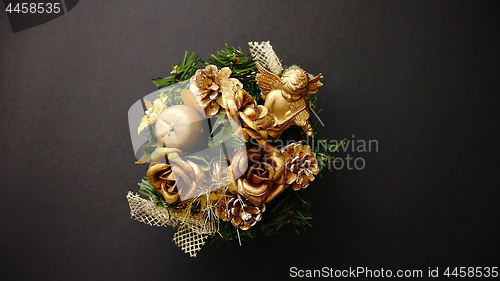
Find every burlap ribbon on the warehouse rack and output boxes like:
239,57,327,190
126,192,213,257
248,41,284,75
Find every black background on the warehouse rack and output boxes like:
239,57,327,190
1,1,499,280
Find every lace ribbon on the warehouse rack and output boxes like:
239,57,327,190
248,41,283,74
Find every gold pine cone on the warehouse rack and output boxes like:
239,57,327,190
217,195,266,230
281,142,319,190
230,145,286,207
189,65,242,117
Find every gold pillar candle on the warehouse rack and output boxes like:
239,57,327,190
155,105,206,151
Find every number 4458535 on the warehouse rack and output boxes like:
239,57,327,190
444,267,498,278
5,3,62,14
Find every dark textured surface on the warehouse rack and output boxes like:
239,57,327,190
1,1,499,280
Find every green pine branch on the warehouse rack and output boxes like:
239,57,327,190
208,45,262,103
206,188,314,245
152,51,205,89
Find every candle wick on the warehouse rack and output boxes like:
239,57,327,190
168,116,181,131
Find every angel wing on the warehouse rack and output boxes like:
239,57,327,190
306,73,324,96
255,62,282,100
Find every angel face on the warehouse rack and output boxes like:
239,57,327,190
281,69,309,102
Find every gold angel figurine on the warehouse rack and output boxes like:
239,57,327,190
255,62,323,138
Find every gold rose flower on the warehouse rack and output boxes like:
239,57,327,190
236,89,274,142
147,162,180,204
229,145,285,207
147,153,206,203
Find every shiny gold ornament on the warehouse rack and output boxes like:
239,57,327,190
281,142,319,190
229,146,286,207
189,65,242,117
256,62,323,138
217,194,265,230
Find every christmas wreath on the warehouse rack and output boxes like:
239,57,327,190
127,42,342,257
